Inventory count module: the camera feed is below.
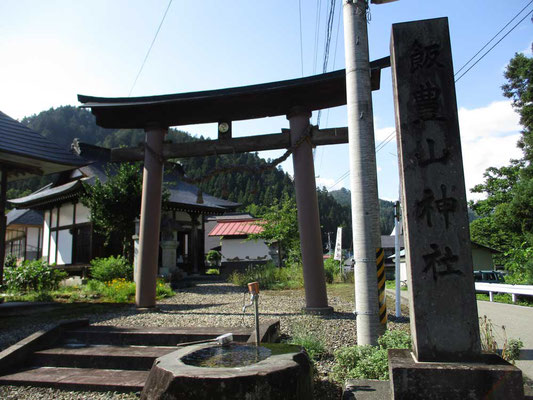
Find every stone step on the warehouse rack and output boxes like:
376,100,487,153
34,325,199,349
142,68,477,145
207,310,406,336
0,366,149,392
65,325,250,346
32,344,176,370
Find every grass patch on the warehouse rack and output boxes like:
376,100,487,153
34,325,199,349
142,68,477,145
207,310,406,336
385,280,408,291
332,330,411,382
5,279,175,304
228,262,304,290
476,293,533,307
287,324,326,362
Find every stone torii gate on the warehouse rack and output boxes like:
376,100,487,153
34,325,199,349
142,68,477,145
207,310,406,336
78,57,388,311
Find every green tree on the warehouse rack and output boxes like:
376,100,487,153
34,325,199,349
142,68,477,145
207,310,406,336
249,195,301,266
80,163,144,261
470,51,533,277
502,51,533,163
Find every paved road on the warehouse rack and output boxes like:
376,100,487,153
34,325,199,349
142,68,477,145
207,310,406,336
477,300,533,379
387,289,533,380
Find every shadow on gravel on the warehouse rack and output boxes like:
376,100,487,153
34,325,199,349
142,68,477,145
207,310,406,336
174,284,245,295
157,303,230,312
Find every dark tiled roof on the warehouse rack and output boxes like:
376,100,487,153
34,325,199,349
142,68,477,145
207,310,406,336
9,142,239,213
0,110,86,171
6,209,43,226
9,180,83,208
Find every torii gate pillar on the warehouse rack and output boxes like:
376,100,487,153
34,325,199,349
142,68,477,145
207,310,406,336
288,108,333,314
136,125,167,308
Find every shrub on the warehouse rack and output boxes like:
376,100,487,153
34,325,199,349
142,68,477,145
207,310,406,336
206,250,221,266
228,261,303,290
156,279,175,298
84,278,173,303
323,258,341,284
378,329,412,350
4,259,67,293
90,256,133,282
206,268,220,275
504,338,524,364
332,329,411,383
102,278,136,302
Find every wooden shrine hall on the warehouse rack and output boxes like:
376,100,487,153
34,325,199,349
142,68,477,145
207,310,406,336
78,57,389,310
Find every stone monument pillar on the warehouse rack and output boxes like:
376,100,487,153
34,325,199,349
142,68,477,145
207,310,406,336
389,17,523,399
190,214,200,276
288,108,332,314
160,240,178,278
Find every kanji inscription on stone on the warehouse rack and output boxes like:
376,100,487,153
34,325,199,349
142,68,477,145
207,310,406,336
391,17,481,362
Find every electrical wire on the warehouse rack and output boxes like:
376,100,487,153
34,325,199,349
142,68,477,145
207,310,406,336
327,130,397,191
298,0,304,77
313,0,322,75
316,0,337,127
128,0,174,96
455,7,533,83
455,0,533,77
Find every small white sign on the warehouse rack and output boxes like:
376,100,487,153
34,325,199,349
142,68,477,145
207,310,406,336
334,227,343,261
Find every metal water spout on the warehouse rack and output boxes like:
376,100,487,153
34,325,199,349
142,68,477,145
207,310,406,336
242,281,260,345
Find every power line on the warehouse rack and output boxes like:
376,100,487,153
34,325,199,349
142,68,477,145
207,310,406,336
375,130,396,153
455,7,533,83
128,0,174,96
298,0,304,77
455,0,533,77
316,0,337,127
313,0,323,75
327,130,397,191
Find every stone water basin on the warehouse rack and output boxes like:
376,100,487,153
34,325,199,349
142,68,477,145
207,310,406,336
141,342,313,400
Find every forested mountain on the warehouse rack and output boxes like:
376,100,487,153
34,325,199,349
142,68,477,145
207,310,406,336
10,106,396,249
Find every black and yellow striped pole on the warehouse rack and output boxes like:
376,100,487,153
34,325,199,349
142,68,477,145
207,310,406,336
376,247,387,328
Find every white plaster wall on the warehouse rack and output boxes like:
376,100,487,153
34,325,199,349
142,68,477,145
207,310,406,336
56,229,72,265
42,211,50,258
51,208,58,228
26,227,40,251
59,203,74,226
221,238,271,262
76,203,91,224
49,231,57,264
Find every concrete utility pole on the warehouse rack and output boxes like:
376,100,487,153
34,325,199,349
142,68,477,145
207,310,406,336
343,0,382,345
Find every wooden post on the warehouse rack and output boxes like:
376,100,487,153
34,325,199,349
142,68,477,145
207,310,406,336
288,108,332,314
136,125,166,308
0,168,7,287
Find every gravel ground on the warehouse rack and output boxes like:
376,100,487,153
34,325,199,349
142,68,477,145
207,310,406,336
0,282,409,399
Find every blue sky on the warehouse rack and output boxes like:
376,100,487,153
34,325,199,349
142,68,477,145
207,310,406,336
0,0,531,201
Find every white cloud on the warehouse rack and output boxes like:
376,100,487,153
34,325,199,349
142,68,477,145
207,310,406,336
458,100,522,199
375,126,396,143
316,176,337,189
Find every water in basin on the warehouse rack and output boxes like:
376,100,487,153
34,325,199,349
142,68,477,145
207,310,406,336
181,343,300,368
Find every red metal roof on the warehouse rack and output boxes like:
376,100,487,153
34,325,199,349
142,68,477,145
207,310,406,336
208,219,264,237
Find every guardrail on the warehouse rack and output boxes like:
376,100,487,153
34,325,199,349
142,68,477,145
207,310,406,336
475,282,533,303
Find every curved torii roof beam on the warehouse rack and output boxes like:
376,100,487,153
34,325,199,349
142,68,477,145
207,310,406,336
78,57,389,129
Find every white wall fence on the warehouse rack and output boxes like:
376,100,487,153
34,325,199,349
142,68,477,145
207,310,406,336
475,282,533,303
